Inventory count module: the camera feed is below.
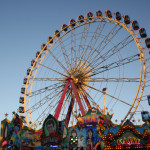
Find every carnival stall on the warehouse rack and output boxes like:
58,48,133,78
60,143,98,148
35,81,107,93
1,107,150,149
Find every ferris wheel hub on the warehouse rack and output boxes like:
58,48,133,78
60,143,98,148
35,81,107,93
66,63,92,91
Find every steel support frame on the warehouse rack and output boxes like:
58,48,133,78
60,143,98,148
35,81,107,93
54,77,87,121
54,79,69,119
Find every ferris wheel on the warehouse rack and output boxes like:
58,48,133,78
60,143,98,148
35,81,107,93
18,10,150,129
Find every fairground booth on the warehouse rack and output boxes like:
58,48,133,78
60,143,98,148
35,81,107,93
1,107,150,150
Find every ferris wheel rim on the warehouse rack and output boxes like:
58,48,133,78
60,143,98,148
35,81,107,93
22,13,148,129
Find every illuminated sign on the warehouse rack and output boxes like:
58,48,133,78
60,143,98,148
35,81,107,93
77,107,102,126
77,115,99,125
117,139,141,146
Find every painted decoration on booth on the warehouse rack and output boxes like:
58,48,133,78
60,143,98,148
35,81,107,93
19,129,41,148
77,107,113,127
41,114,61,146
44,118,57,137
68,126,100,150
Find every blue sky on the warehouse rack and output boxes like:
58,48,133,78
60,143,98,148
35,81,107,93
0,0,150,127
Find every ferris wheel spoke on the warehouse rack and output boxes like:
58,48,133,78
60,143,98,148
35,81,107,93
80,87,98,108
47,50,69,74
91,35,133,67
33,103,57,127
78,92,88,112
77,23,90,67
88,53,140,77
88,77,140,82
80,22,107,68
85,24,121,63
25,89,62,117
78,22,105,69
83,35,134,75
27,88,63,113
77,24,90,58
78,24,119,70
90,24,122,58
86,84,133,107
80,90,91,109
39,63,67,77
33,77,65,82
33,92,64,125
82,89,103,112
29,83,63,97
59,38,72,71
71,29,77,68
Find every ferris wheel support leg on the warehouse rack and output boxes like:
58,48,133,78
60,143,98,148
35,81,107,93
69,79,86,116
54,80,69,120
82,93,91,109
65,97,75,127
